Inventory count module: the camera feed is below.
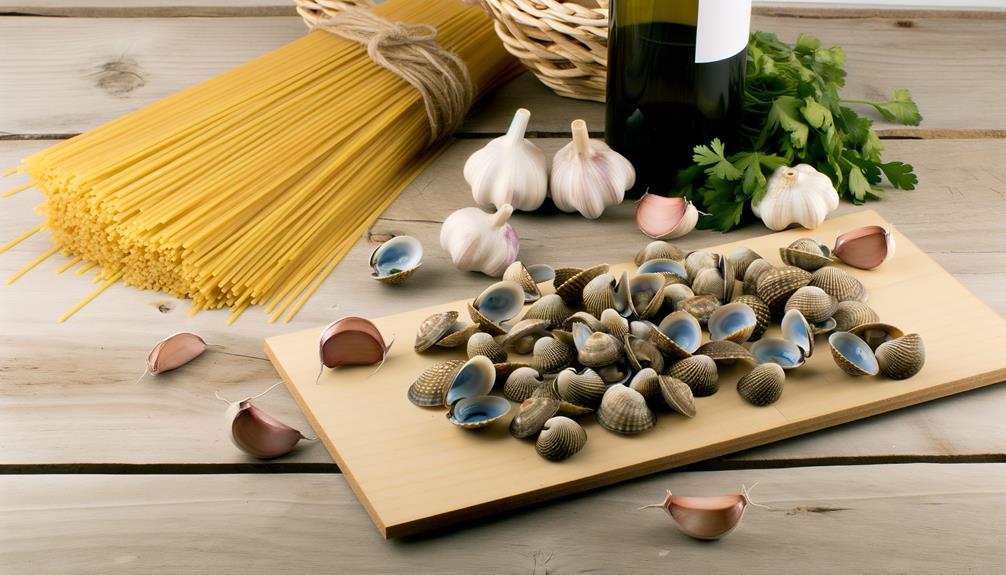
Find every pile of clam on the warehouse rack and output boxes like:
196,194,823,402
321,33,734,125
407,226,924,463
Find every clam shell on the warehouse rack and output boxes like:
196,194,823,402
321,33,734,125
784,285,838,324
833,225,896,270
685,251,718,283
829,331,880,376
707,302,757,344
447,395,511,429
658,375,696,417
501,318,550,350
742,259,774,296
493,361,532,381
467,302,507,337
503,261,555,303
662,284,695,311
435,322,480,348
750,338,805,370
849,322,904,351
732,295,770,341
597,363,631,385
370,235,423,283
727,247,762,281
719,256,736,303
779,238,833,272
676,294,721,326
811,317,837,335
551,329,575,348
692,267,726,303
650,311,702,359
414,311,458,352
635,241,687,265
781,308,814,358
875,333,925,380
522,293,573,328
535,416,587,461
563,311,603,332
509,335,536,355
737,364,785,406
809,267,867,303
552,267,582,289
510,397,561,439
576,330,624,368
582,273,617,318
503,367,543,403
555,368,607,408
628,368,664,407
668,355,720,397
472,280,525,323
443,355,497,406
756,266,813,310
636,258,689,285
624,334,665,373
531,336,575,373
600,308,630,340
555,264,610,306
407,360,464,407
694,340,756,365
832,301,879,332
466,331,508,363
628,273,667,320
597,385,656,435
532,380,594,418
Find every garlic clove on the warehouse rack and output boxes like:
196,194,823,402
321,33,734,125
221,384,312,459
752,164,839,231
644,490,749,541
440,204,521,277
147,332,207,375
549,119,634,219
465,108,547,212
833,225,896,270
319,316,392,369
635,194,698,239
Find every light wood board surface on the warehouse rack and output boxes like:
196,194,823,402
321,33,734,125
4,464,1005,574
2,13,1005,137
265,210,1006,537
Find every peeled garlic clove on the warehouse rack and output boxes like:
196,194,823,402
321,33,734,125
465,108,547,212
319,317,392,368
645,490,749,541
440,204,520,277
833,225,896,270
226,394,310,459
147,332,207,375
635,194,698,239
549,119,634,219
752,164,838,231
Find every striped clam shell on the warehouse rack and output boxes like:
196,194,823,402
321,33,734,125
503,367,543,403
832,301,880,332
503,261,554,304
784,285,838,324
694,340,756,365
467,302,507,336
684,251,718,282
500,318,550,353
435,322,480,348
733,295,771,341
876,334,925,380
531,336,575,373
552,267,583,289
563,310,603,333
634,240,687,265
658,375,696,418
809,266,868,303
576,330,624,368
779,238,833,272
691,267,726,303
522,294,573,329
628,368,664,408
582,273,617,318
597,385,656,435
756,266,813,310
554,367,607,408
407,360,464,407
414,311,458,352
849,322,905,351
668,355,720,397
600,308,630,340
509,396,561,439
737,363,785,406
727,247,762,281
624,334,665,373
742,258,775,296
535,416,588,461
532,378,595,417
466,331,507,364
662,284,695,311
676,294,721,327
555,264,610,307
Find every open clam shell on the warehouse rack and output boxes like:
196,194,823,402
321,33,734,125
756,266,813,310
732,295,770,341
597,384,656,435
784,285,838,324
510,396,561,439
503,261,555,303
627,273,667,320
503,367,543,403
408,360,465,407
555,264,610,307
535,416,588,461
555,367,607,408
522,293,573,329
832,301,880,332
849,322,905,352
833,225,896,270
563,310,603,333
637,258,688,285
737,363,785,406
676,294,721,327
750,338,806,370
708,302,757,344
876,333,925,380
650,311,702,359
467,331,508,363
668,355,720,397
658,375,697,418
782,308,814,358
443,355,497,406
370,235,423,283
624,334,665,373
447,395,511,430
829,331,880,376
472,280,525,324
634,241,687,266
779,238,833,272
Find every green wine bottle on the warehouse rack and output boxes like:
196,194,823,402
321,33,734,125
605,0,751,197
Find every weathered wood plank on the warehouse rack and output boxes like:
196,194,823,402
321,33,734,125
2,465,1004,573
2,13,1005,136
1,138,1004,468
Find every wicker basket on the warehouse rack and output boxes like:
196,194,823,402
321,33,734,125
294,0,609,103
477,0,608,103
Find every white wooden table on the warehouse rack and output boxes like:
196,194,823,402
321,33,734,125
2,3,1005,573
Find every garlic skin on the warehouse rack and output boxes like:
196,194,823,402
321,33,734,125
465,108,547,212
550,119,634,219
440,204,520,277
635,194,699,239
220,384,312,459
752,164,839,231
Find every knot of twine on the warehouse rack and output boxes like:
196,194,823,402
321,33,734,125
310,7,473,144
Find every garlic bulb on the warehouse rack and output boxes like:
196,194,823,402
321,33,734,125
752,164,839,231
635,194,699,239
440,204,520,277
464,108,547,212
549,119,634,219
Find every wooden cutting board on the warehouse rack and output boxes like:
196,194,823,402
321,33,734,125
264,209,1006,538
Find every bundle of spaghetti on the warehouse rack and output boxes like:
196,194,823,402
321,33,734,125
1,0,517,323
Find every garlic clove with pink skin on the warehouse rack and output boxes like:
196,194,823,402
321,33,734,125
440,204,520,277
219,383,314,459
635,194,699,239
147,332,207,375
550,119,635,219
319,316,392,369
833,225,896,270
465,108,547,212
752,164,839,231
641,489,750,541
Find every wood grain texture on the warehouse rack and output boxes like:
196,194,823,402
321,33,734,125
2,139,1005,469
3,465,1005,574
2,13,1005,136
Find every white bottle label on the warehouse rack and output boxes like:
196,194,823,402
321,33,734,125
695,0,752,64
